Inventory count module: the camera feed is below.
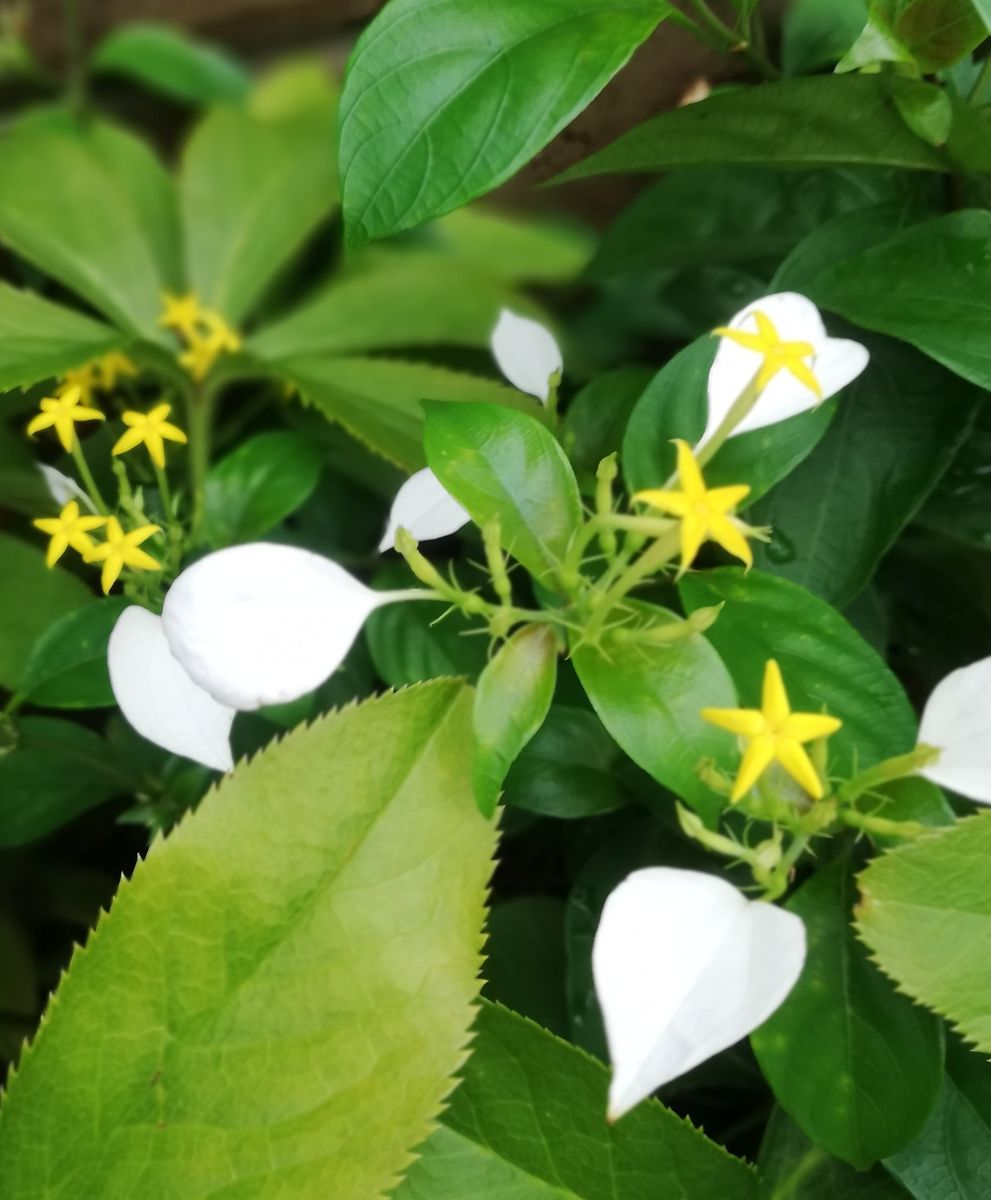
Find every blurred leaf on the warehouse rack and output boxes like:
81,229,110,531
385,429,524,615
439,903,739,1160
753,858,943,1169
563,367,651,485
782,0,869,74
622,337,835,506
365,594,489,687
753,338,977,606
91,22,249,105
885,1076,991,1198
289,356,522,470
482,897,569,1036
180,66,338,322
0,533,91,692
428,206,593,283
0,682,497,1196
19,599,127,708
916,415,991,552
871,777,955,845
473,624,557,818
680,569,916,774
0,284,124,391
889,78,954,147
394,1002,759,1200
201,431,323,547
339,0,669,244
862,0,987,71
424,403,583,584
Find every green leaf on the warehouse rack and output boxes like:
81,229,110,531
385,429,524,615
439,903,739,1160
0,718,129,846
502,705,628,818
339,0,669,244
0,681,497,1196
808,211,991,392
424,402,583,584
91,22,250,105
868,0,987,71
201,431,324,547
680,569,916,774
885,1076,991,1198
571,603,738,825
288,356,524,470
483,897,570,1036
554,76,950,182
18,599,127,709
0,112,178,335
0,533,91,692
622,337,835,506
365,590,489,687
0,283,125,391
563,367,652,486
916,415,991,552
782,0,869,75
428,205,593,284
752,338,977,607
473,624,558,818
888,78,954,147
180,68,338,322
752,858,943,1169
858,812,991,1056
394,1002,759,1200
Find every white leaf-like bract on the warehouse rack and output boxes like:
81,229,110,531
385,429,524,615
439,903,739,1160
918,655,991,804
593,867,806,1120
38,464,95,513
379,467,469,552
108,606,235,772
490,308,562,403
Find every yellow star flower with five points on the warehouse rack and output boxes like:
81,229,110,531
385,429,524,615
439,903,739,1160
633,440,754,574
713,309,822,398
159,291,205,340
702,660,842,803
26,385,105,452
93,350,138,391
32,501,106,567
86,517,162,594
112,403,188,469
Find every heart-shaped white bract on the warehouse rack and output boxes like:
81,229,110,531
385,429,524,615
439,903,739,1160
379,466,469,552
38,463,95,512
918,655,991,803
490,308,562,403
593,867,806,1120
701,292,869,450
162,543,389,710
108,606,235,772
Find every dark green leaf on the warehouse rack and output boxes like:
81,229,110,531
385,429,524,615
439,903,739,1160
680,569,916,773
339,0,669,244
482,897,569,1037
201,431,323,547
889,78,954,147
916,415,991,552
365,591,489,687
868,0,987,71
752,858,943,1169
19,599,127,708
885,1078,991,1198
563,367,651,486
424,402,583,584
782,0,869,75
91,22,250,105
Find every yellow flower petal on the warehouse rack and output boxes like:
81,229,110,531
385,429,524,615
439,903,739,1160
673,439,705,498
705,484,751,514
112,427,146,457
761,660,790,727
707,513,754,568
701,707,768,738
731,735,777,802
633,488,691,516
679,512,708,573
774,738,824,799
780,712,843,743
26,411,55,437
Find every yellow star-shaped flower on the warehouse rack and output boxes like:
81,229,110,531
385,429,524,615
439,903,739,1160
93,350,138,391
86,517,162,594
713,309,822,397
26,385,105,452
702,660,842,803
633,440,753,574
112,403,188,469
159,291,205,340
32,501,106,567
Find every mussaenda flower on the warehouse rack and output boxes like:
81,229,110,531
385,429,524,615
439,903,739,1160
26,385,104,452
593,867,806,1119
112,404,188,469
917,656,991,803
86,517,162,594
379,466,469,552
37,464,94,512
32,501,106,567
491,308,562,403
702,659,842,803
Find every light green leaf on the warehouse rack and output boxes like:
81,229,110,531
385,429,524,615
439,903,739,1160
91,22,250,105
680,569,916,774
428,205,593,284
289,356,523,470
339,0,670,244
394,1001,759,1200
571,603,738,825
19,599,127,709
0,681,497,1197
858,812,991,1056
752,858,943,1169
424,402,583,584
180,68,338,322
888,78,954,147
0,533,91,692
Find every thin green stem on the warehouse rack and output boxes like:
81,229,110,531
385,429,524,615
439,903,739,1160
838,746,938,805
583,527,682,642
695,372,762,470
185,385,215,540
70,440,109,515
61,0,85,112
683,0,781,79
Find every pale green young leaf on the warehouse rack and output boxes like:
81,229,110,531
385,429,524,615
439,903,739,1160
0,681,497,1197
428,206,594,284
394,1002,759,1199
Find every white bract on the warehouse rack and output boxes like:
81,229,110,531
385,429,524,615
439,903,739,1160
701,292,869,449
491,308,562,403
379,466,469,552
108,607,235,773
593,867,806,1120
918,656,991,803
38,463,94,512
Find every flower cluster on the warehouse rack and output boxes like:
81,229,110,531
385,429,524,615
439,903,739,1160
160,291,242,381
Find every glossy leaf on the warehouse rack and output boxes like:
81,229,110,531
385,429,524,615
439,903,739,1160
0,681,497,1196
563,367,652,485
424,402,583,584
18,599,127,709
571,603,738,825
752,858,943,1169
200,431,324,547
473,624,558,817
867,0,987,71
91,22,250,105
680,569,916,773
394,1001,759,1200
858,812,991,1056
885,1076,991,1198
365,590,489,687
339,0,669,244
752,338,977,606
